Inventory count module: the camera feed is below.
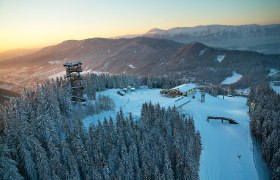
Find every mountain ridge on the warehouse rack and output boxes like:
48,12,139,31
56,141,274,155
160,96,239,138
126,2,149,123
143,24,280,54
0,37,279,91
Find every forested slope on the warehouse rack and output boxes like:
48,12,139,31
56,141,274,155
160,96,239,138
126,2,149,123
0,75,201,179
248,86,280,179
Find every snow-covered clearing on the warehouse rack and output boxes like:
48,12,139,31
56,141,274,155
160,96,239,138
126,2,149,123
0,84,13,90
268,68,279,76
216,55,225,62
127,64,136,69
199,48,207,56
83,88,264,180
48,60,61,64
83,89,172,127
270,82,280,94
221,71,242,84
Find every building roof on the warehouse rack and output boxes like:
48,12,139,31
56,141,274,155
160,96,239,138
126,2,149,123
63,61,82,67
171,83,196,92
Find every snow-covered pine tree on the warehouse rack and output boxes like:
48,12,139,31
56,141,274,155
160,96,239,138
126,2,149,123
0,140,23,180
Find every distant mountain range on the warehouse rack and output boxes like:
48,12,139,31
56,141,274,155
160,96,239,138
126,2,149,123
143,24,280,54
1,37,280,91
117,24,280,54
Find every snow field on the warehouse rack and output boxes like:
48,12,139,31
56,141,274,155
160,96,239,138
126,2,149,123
0,84,13,90
221,71,242,84
268,68,279,76
199,48,207,56
48,60,61,64
216,55,225,62
127,64,136,69
83,89,172,127
270,82,280,94
182,95,258,180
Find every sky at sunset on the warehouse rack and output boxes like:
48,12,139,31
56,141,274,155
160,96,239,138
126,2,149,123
0,0,280,52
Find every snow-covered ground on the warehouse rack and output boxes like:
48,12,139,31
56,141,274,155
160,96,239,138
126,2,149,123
221,71,242,84
216,55,225,62
270,82,280,94
183,95,258,180
48,60,61,64
199,48,207,56
83,88,266,180
83,89,172,127
0,84,13,90
268,68,279,76
127,64,136,69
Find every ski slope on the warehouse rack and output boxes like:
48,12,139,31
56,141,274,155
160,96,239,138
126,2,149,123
182,95,258,180
83,88,261,180
221,71,242,84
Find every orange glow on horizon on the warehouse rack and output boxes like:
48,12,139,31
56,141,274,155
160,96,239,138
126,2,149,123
0,0,279,53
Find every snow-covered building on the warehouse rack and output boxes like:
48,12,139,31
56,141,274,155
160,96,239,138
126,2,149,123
122,86,136,93
161,83,197,97
117,90,126,96
171,84,197,95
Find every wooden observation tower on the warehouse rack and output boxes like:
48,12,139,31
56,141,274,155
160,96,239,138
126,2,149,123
63,61,86,102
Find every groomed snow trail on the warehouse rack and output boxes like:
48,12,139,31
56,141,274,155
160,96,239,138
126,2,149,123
83,88,260,180
221,71,242,84
182,95,258,180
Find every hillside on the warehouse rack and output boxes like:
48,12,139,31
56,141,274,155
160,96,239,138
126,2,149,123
0,37,280,91
0,88,20,104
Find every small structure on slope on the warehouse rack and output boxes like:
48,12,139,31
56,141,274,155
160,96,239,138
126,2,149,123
63,61,86,103
122,86,136,93
116,86,136,96
207,116,238,124
116,90,126,96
